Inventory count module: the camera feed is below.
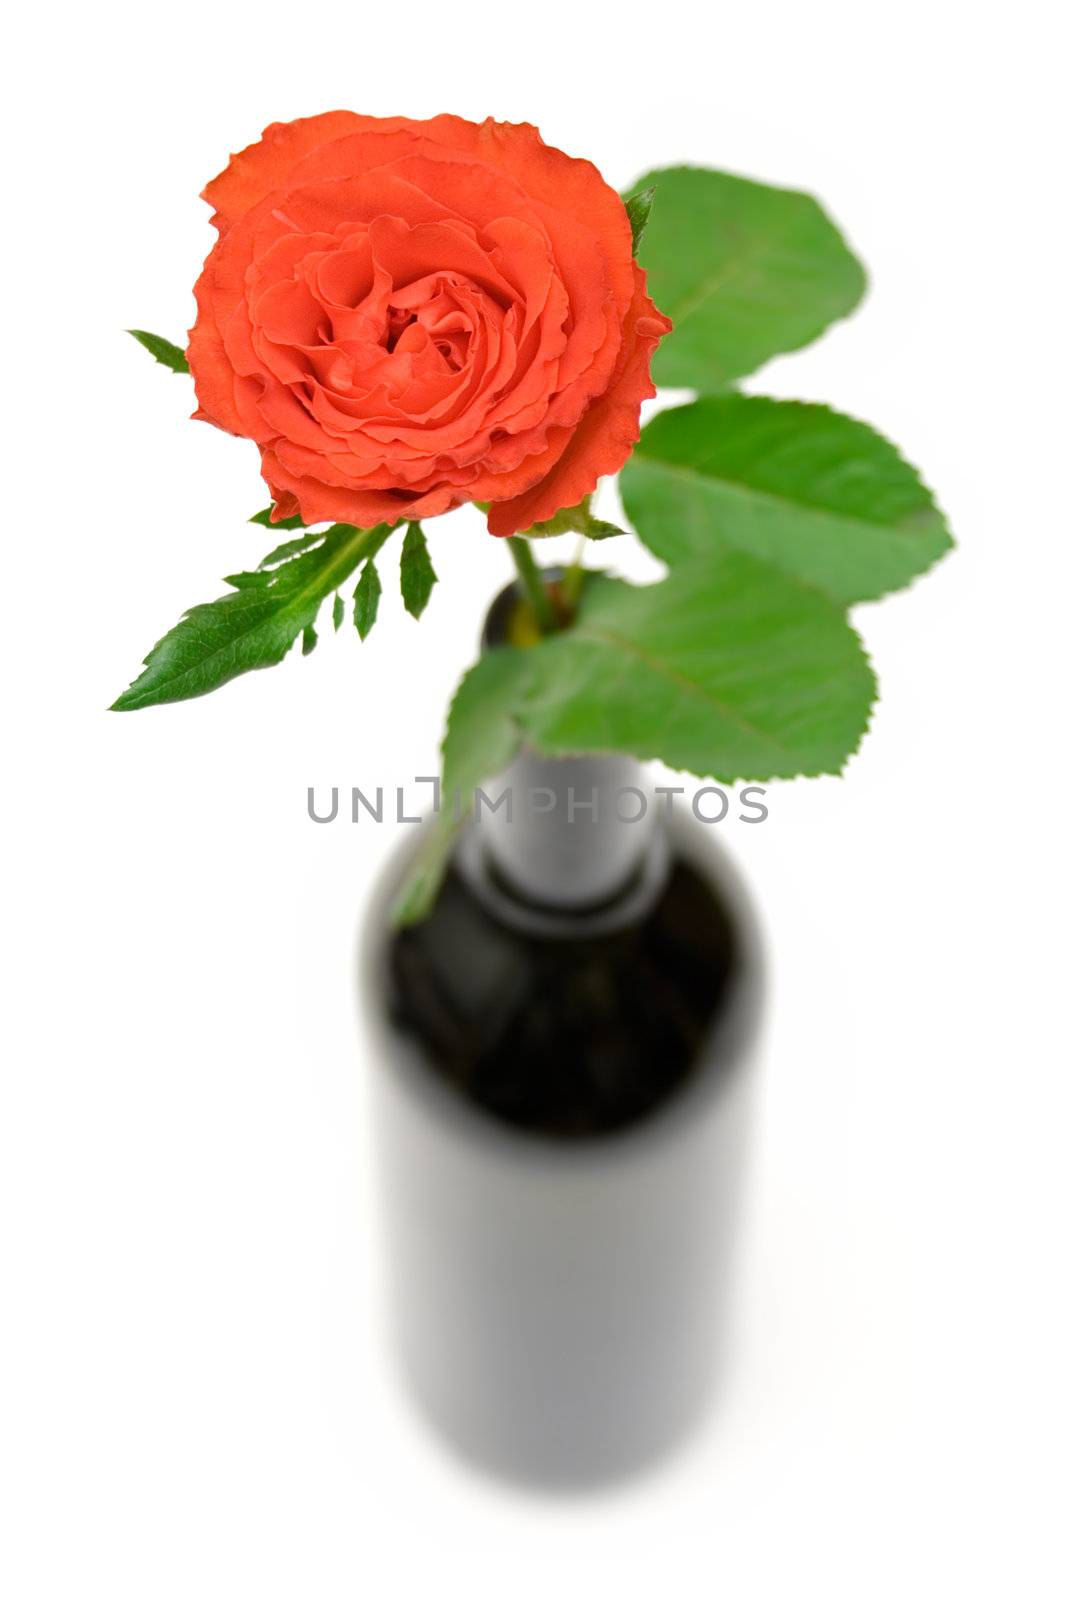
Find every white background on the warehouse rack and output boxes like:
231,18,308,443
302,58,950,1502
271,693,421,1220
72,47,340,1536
3,3,1065,1594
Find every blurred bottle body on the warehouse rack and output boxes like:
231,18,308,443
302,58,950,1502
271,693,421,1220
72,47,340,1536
360,743,763,1487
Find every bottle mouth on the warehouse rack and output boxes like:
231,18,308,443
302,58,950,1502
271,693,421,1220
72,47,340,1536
481,567,568,652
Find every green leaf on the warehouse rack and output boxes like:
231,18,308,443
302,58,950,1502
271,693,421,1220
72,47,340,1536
584,518,628,542
223,569,269,591
126,329,190,375
400,521,437,618
332,593,344,631
223,528,327,592
353,559,382,640
624,186,655,256
259,531,328,570
249,506,307,531
223,531,329,590
622,396,953,604
626,166,866,390
395,553,877,919
302,625,318,655
392,648,533,925
112,522,392,710
518,555,876,781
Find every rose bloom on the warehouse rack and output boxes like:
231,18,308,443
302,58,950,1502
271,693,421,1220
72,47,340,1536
188,112,670,536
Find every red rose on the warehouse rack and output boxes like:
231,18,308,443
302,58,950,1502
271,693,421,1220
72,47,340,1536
188,112,670,536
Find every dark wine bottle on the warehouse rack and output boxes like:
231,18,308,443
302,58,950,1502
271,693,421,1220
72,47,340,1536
359,583,763,1487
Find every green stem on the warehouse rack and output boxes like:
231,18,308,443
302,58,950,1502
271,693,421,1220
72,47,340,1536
562,535,588,612
507,537,558,635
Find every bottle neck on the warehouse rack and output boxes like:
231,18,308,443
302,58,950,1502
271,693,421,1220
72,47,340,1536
473,748,660,914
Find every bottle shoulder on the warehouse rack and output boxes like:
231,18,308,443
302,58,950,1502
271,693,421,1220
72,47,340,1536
384,843,742,1139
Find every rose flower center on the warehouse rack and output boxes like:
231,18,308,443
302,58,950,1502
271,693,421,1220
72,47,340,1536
382,274,483,376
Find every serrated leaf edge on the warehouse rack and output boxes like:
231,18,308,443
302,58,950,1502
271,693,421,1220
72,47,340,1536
624,394,955,602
